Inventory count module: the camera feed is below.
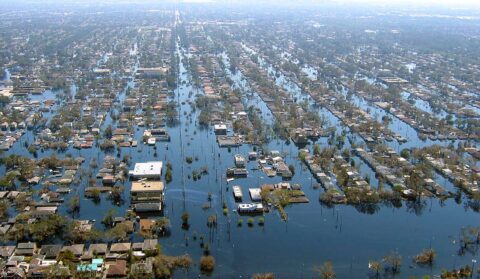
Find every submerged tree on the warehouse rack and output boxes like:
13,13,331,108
252,273,276,279
181,212,190,229
368,260,382,278
199,256,215,274
383,251,402,275
414,248,436,265
314,261,336,279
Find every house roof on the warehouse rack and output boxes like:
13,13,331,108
62,244,84,256
142,239,157,251
17,242,36,249
88,244,108,255
0,246,15,258
139,219,155,231
109,243,131,253
107,260,127,277
40,245,62,259
134,202,162,212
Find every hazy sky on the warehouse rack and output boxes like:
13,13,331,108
185,0,480,8
2,0,480,9
333,0,479,6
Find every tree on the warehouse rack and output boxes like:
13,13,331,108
129,263,153,279
89,188,101,202
0,200,9,220
29,214,66,243
58,127,73,141
104,124,113,139
315,261,335,279
384,251,402,274
102,209,116,228
252,273,275,279
109,186,124,204
165,163,173,183
57,250,77,269
153,217,170,237
200,256,215,273
68,196,80,216
106,223,129,242
400,148,411,159
48,263,71,279
153,254,192,278
181,212,189,228
368,260,382,278
288,164,295,176
414,248,436,265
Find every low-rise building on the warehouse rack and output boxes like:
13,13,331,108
131,181,164,213
129,162,163,179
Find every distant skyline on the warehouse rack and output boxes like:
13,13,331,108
2,0,480,9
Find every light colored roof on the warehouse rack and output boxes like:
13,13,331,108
131,181,164,192
214,124,227,129
130,161,163,177
249,188,262,200
142,239,157,251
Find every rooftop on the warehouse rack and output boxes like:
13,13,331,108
131,180,164,192
129,161,163,178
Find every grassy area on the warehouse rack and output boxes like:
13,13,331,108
261,189,307,221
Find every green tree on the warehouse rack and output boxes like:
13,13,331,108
102,209,116,228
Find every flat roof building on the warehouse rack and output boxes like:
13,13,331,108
131,180,164,207
214,124,227,135
129,161,163,179
136,67,167,78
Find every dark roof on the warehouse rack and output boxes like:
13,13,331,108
88,243,108,255
40,245,62,259
109,243,131,253
135,203,162,212
61,244,84,256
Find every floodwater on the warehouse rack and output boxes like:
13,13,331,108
1,31,479,279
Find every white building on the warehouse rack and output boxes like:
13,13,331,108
234,154,246,167
214,124,227,135
129,161,163,179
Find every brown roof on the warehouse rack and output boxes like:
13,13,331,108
88,243,108,255
139,219,155,231
107,260,127,277
109,243,131,253
61,244,84,256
